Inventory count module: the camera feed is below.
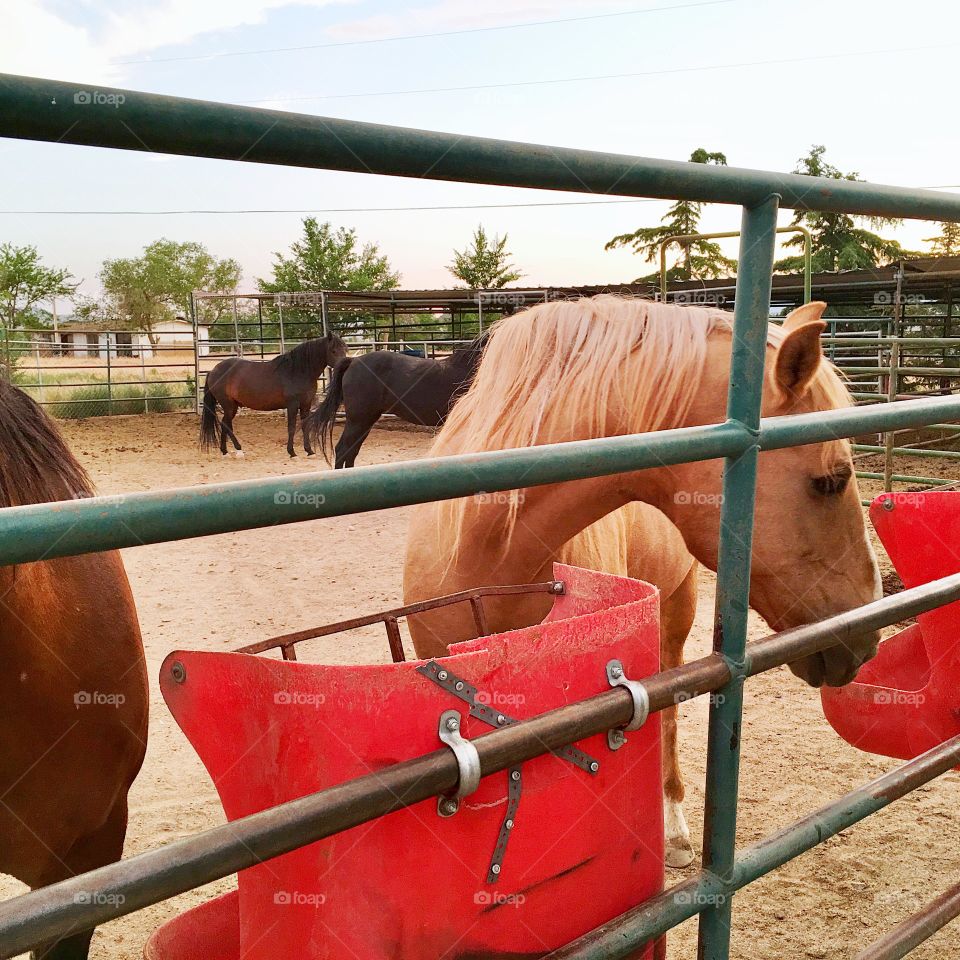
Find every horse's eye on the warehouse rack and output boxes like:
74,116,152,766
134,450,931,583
811,464,852,497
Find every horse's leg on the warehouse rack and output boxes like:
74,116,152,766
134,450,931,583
285,400,300,458
300,395,316,456
660,560,699,869
335,417,374,469
221,398,243,458
29,797,130,960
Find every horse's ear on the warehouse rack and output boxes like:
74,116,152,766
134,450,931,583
782,300,827,333
774,314,826,402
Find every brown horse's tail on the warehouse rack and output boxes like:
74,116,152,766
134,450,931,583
199,382,222,452
304,357,351,465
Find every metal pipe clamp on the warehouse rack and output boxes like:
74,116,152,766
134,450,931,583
437,709,481,816
606,659,650,751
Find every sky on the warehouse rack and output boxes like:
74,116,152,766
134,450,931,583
2,0,959,304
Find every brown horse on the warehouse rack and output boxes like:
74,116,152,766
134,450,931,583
0,380,148,959
200,334,347,458
404,297,881,869
303,333,488,468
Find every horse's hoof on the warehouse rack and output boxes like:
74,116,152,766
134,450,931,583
664,841,696,870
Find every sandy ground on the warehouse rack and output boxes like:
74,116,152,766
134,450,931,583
2,412,959,960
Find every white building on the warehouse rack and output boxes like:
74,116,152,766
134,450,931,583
31,317,210,358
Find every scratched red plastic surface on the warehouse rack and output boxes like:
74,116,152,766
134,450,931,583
147,564,664,960
822,492,960,761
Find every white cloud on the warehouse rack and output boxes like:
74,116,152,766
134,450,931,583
0,0,356,83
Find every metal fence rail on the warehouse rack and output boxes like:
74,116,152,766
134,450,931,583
1,71,960,959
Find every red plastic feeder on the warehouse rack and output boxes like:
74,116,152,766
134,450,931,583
822,491,960,761
147,564,665,960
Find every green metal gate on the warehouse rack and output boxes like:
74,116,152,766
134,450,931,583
2,73,960,960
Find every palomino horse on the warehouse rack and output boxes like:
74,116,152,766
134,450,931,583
304,333,487,468
200,334,347,458
404,296,881,869
0,380,148,959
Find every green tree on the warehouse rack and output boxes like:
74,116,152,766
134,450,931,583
447,225,523,288
776,145,910,272
259,219,400,292
101,239,241,344
0,243,76,338
605,148,736,282
924,221,960,257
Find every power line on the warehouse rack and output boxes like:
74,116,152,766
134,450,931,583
245,40,960,104
115,1,734,66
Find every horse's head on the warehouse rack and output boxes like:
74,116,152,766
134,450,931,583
673,301,881,687
325,333,348,367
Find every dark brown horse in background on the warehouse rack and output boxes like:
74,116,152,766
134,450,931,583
0,380,148,959
200,333,347,458
303,333,488,468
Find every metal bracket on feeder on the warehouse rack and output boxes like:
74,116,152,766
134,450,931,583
436,709,481,818
605,659,650,751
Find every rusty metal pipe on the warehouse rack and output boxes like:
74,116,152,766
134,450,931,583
855,881,960,960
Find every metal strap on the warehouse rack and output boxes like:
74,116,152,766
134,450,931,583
487,766,522,884
605,658,650,750
437,710,481,812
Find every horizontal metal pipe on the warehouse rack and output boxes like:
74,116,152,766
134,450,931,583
855,880,960,960
3,74,960,221
2,571,959,958
854,444,960,459
856,472,957,486
547,732,960,959
1,395,959,568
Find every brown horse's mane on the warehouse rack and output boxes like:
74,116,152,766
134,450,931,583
0,379,94,507
275,336,334,379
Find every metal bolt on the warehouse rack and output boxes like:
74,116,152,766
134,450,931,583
170,660,186,684
437,670,448,681
496,714,506,725
551,581,565,594
610,664,624,680
510,770,520,782
445,716,460,732
455,681,464,691
589,761,600,773
882,497,895,512
505,819,514,830
491,863,501,875
611,729,625,744
440,798,458,816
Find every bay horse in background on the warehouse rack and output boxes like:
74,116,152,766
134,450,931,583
303,333,488,468
0,380,148,959
200,333,347,458
403,296,881,869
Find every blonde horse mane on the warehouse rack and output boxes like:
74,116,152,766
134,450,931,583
433,295,852,561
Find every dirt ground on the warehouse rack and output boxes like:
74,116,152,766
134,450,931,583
2,412,959,960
